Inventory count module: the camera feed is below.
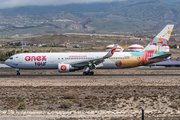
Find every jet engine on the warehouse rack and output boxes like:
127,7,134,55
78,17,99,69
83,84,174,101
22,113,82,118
58,64,75,72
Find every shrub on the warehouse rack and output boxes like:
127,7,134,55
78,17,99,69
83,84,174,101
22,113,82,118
35,95,40,98
39,102,43,105
116,91,119,95
60,100,73,108
18,102,26,110
12,95,17,99
79,100,84,107
24,50,29,53
22,93,27,99
64,91,79,99
169,102,178,109
51,94,56,98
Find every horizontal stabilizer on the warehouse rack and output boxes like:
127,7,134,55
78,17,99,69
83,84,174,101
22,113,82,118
147,53,171,61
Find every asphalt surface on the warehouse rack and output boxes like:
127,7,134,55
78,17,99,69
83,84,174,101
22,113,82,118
0,74,180,77
1,67,180,70
0,67,180,77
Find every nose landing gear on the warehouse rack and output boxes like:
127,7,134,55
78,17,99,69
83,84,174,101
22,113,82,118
15,68,20,75
17,72,20,75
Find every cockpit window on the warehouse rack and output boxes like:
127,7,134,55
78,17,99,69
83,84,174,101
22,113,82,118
9,57,13,60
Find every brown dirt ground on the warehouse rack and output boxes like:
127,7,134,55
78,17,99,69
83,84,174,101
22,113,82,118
0,69,180,120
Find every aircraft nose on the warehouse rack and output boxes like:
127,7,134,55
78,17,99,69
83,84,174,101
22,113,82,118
5,60,9,66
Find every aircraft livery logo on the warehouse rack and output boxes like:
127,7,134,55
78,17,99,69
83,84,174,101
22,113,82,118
111,48,116,55
25,56,46,61
25,56,47,66
35,62,46,66
115,60,122,67
149,26,172,47
61,65,66,71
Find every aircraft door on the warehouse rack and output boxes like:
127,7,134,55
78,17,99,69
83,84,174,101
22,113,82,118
50,55,55,63
49,54,58,69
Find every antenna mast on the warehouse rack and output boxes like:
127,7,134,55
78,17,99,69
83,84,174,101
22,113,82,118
22,38,23,49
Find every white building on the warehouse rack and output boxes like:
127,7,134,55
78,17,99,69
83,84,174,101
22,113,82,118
106,44,123,52
128,44,144,52
165,46,170,52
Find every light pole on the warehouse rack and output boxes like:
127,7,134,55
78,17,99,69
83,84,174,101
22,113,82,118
142,107,145,120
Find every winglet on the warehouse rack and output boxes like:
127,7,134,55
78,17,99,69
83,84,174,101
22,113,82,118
103,44,118,59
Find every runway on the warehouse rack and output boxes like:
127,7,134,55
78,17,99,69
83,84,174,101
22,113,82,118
1,74,180,77
1,67,180,70
1,67,180,77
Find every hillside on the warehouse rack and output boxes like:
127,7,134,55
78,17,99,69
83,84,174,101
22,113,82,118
0,0,180,36
108,1,179,22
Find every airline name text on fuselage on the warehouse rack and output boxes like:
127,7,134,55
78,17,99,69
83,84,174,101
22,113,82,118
25,56,46,61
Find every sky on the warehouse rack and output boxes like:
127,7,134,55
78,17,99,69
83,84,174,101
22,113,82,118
0,0,126,9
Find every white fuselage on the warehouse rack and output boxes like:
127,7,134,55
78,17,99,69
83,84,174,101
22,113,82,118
5,52,131,70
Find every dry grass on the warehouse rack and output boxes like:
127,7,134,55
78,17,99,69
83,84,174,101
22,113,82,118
79,100,84,107
60,100,73,108
64,91,79,99
18,102,26,110
169,102,179,109
50,94,56,98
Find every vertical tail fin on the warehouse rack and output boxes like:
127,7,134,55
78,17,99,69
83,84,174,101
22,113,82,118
143,24,174,55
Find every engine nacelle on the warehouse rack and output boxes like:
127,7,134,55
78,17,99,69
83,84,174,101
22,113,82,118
58,64,75,72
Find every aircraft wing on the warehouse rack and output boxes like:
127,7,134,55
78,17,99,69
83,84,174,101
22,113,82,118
147,53,171,61
70,44,118,67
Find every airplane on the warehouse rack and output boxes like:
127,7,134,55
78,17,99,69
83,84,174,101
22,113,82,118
5,24,174,75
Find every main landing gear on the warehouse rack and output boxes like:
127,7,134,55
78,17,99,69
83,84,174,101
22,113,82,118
15,68,20,75
83,66,94,75
83,71,94,75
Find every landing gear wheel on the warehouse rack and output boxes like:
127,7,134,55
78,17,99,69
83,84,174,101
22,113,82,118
17,72,20,75
91,72,94,75
83,71,94,75
15,68,20,76
89,71,94,75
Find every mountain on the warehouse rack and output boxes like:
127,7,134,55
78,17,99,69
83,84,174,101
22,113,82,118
0,2,123,15
0,0,148,15
106,0,180,22
0,0,180,37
